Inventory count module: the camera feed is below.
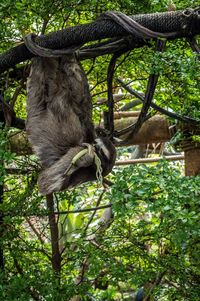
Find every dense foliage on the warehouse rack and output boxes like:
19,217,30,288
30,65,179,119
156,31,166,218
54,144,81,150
0,0,199,300
0,157,200,300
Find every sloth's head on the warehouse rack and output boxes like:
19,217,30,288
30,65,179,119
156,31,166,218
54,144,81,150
38,137,116,195
94,137,116,176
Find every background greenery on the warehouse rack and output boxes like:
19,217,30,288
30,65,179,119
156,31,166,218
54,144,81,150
0,0,199,300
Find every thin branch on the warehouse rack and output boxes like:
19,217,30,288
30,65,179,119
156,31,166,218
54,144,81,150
3,204,113,218
54,204,112,215
144,271,166,301
115,155,184,166
187,37,200,54
10,82,23,108
41,19,50,35
117,78,199,125
86,57,96,75
116,39,166,140
5,168,33,175
84,190,106,233
104,53,119,136
104,50,132,137
96,93,131,105
25,217,46,244
0,95,25,129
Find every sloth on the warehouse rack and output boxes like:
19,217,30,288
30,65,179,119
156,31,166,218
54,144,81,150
26,55,116,195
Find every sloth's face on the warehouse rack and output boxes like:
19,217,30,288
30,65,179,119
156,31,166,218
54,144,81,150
94,137,116,176
94,138,112,161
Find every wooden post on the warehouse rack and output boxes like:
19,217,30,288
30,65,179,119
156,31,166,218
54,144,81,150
185,148,200,176
178,124,200,176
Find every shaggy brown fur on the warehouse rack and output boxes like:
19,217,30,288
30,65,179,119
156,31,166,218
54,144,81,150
26,55,116,195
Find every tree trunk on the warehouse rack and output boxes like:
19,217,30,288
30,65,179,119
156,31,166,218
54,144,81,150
46,194,61,275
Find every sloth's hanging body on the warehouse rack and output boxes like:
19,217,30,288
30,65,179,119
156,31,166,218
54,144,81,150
26,55,94,167
26,55,116,195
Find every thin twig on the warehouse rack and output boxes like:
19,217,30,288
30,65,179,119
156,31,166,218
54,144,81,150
84,190,106,233
25,217,46,244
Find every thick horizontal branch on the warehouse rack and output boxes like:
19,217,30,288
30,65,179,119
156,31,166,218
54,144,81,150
0,8,200,74
114,115,170,146
114,111,140,119
9,115,170,155
115,155,184,165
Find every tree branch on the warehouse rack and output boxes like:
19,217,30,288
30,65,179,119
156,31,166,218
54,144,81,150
46,194,61,275
0,8,199,74
117,78,200,125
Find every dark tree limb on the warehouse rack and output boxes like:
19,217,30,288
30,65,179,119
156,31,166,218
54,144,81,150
0,8,199,74
104,52,122,138
46,194,61,276
115,39,166,140
0,95,25,129
187,36,200,60
117,79,200,125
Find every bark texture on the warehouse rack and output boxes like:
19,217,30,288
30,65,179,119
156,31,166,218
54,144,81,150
0,8,199,73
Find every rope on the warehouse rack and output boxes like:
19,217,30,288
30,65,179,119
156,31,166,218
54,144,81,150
64,144,103,184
